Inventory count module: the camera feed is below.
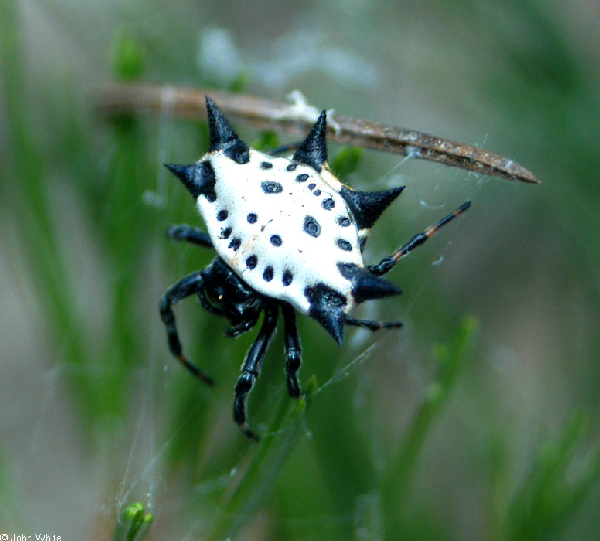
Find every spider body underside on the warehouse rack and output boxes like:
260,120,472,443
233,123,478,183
160,97,470,440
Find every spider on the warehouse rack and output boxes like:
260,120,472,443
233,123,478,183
160,96,470,440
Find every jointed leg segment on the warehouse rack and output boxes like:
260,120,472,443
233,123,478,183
344,316,403,331
159,271,215,385
224,318,260,338
233,305,279,441
168,224,213,249
369,201,471,276
282,303,303,398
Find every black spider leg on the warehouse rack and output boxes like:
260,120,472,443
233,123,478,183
344,316,403,331
167,225,226,321
234,304,279,441
167,224,213,249
159,272,215,385
269,142,301,156
224,317,260,339
281,303,303,398
369,201,471,277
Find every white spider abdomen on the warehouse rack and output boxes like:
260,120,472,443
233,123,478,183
198,149,363,314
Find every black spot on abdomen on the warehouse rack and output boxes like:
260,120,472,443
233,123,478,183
282,270,294,286
322,198,335,210
261,181,283,194
263,266,274,282
337,262,360,280
304,216,321,238
228,237,241,251
337,239,352,251
246,255,257,269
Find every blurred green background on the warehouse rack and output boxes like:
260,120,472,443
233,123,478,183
2,0,600,539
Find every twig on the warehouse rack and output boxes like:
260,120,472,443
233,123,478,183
97,83,540,184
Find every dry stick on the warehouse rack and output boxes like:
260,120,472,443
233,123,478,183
97,83,540,185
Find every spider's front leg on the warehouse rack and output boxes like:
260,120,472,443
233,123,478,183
233,305,279,441
369,201,471,276
345,316,403,331
167,224,214,249
160,271,215,385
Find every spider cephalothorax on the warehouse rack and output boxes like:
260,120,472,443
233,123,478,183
160,96,470,440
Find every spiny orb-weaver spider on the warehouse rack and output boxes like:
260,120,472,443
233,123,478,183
160,96,470,440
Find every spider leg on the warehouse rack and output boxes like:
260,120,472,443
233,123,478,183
368,201,471,277
344,316,403,331
159,272,215,385
233,305,279,441
224,317,260,338
168,224,213,249
281,303,303,398
269,142,301,155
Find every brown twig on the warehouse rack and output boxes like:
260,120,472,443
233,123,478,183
96,83,540,184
